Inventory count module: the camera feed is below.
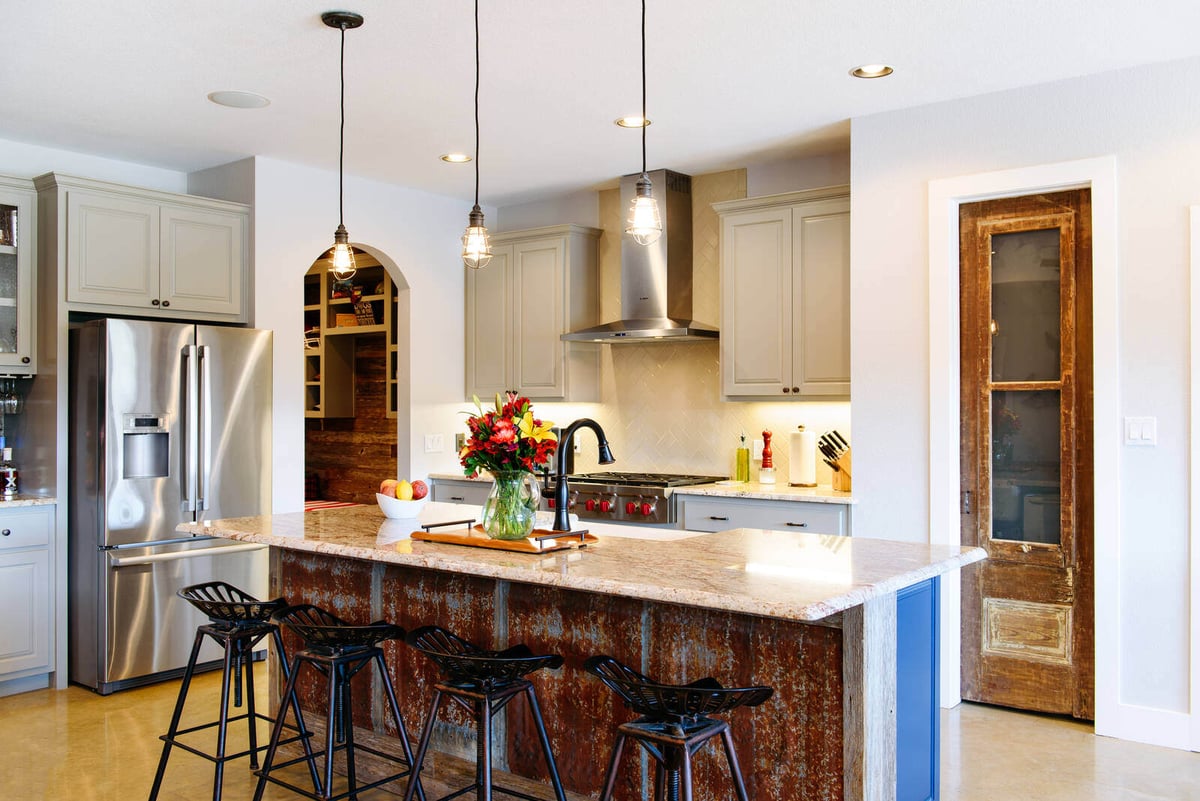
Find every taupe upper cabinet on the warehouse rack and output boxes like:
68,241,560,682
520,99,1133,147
715,187,850,399
0,176,38,373
465,224,600,401
36,174,248,322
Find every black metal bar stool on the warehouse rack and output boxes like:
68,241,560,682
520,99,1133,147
583,655,774,801
148,581,318,801
253,604,425,801
402,625,567,801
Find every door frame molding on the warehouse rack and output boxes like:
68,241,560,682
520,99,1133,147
1189,206,1200,751
927,157,1122,731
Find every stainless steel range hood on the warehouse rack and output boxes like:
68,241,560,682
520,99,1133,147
562,170,718,343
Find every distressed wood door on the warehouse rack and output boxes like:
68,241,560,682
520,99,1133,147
959,189,1094,719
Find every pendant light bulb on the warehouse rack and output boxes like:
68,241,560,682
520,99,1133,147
626,0,662,247
625,173,662,246
462,205,493,270
322,10,363,281
330,223,357,280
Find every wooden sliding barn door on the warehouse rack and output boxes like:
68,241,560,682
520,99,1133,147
959,189,1094,719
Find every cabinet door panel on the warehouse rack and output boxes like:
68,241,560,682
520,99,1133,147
160,205,245,317
795,199,851,396
513,238,565,398
0,548,50,676
465,247,513,399
67,190,159,309
0,185,36,371
721,209,792,397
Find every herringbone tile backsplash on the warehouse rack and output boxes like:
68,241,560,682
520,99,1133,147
541,168,851,483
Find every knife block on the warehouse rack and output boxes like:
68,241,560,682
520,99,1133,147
831,448,852,492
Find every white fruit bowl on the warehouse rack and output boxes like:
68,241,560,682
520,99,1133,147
376,493,428,519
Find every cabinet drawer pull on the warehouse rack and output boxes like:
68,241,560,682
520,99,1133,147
1,529,10,536
450,495,465,502
708,515,729,521
785,521,808,527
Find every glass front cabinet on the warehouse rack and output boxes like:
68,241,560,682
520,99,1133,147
0,177,36,375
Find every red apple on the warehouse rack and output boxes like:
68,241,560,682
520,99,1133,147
411,480,428,500
379,479,398,498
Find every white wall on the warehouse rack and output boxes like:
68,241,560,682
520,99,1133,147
0,136,186,191
851,55,1200,736
250,156,485,513
746,151,850,197
496,188,600,232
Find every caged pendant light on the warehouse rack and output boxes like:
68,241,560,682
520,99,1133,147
322,10,364,280
624,0,662,246
461,0,493,270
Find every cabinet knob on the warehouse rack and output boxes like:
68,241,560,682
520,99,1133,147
792,386,800,393
162,300,171,308
1,529,10,536
782,387,790,394
21,357,29,364
151,299,160,306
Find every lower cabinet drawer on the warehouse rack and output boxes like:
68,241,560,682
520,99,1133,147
680,496,847,536
0,507,52,551
430,480,492,507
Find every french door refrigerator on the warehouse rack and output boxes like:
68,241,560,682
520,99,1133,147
68,318,272,694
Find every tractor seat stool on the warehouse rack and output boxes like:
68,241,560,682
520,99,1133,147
402,625,568,801
252,604,425,801
148,581,317,801
583,655,774,801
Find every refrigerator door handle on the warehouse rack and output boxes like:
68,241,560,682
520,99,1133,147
197,344,211,512
110,542,267,567
181,344,199,513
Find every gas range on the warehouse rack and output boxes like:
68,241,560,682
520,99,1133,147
541,472,725,525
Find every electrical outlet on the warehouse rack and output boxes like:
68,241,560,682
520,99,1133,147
455,433,466,452
424,433,444,453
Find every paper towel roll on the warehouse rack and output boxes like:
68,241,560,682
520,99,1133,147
789,430,817,487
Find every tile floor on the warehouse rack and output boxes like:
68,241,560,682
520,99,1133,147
1,666,1198,800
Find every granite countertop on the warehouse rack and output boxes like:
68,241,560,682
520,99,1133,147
0,494,56,507
431,473,856,504
180,502,982,623
672,482,856,504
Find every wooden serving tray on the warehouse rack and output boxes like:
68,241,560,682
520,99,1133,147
412,524,596,553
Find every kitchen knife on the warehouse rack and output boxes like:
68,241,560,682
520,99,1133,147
832,430,850,450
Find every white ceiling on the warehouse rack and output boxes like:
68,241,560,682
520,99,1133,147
7,1,1200,206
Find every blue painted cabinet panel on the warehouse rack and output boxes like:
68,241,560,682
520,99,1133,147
896,577,940,801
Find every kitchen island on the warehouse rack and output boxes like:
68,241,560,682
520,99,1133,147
181,502,983,801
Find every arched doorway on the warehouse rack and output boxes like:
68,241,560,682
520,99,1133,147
301,244,411,503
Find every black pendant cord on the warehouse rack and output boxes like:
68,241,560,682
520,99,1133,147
640,0,647,177
473,0,481,210
338,21,347,228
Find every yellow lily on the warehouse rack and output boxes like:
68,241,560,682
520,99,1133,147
518,411,557,442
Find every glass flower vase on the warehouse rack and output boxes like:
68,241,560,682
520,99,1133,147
481,471,541,540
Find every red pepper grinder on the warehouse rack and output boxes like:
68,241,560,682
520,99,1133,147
760,430,776,484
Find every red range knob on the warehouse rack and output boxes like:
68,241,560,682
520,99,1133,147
640,502,653,516
548,498,555,508
626,501,636,514
599,500,611,513
585,499,596,512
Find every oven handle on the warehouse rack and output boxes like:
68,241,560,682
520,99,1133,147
110,543,266,567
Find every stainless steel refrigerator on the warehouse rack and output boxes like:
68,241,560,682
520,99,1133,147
68,318,273,694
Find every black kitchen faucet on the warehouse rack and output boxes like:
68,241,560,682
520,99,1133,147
550,419,614,531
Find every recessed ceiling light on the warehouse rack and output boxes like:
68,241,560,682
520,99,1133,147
850,64,894,79
207,90,271,109
440,153,472,163
614,116,651,128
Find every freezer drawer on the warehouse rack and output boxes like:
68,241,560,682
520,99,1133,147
99,540,267,694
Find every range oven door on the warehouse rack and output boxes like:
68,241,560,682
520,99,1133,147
100,538,267,693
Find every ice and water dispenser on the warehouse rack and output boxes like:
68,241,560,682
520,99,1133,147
122,414,170,478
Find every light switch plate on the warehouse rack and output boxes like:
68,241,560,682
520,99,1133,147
752,439,764,460
1124,416,1157,446
424,433,445,453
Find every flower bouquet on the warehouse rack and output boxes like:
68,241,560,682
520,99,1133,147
460,393,557,539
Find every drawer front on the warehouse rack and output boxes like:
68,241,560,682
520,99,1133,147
0,507,52,551
431,481,492,507
681,497,845,536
